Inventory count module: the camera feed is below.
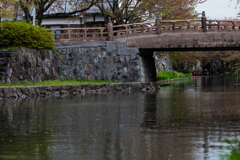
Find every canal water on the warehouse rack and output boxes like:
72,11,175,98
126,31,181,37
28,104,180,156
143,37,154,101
1,76,240,160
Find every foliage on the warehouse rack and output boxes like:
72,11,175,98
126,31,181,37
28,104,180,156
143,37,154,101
19,0,97,25
233,69,240,75
156,71,192,81
220,138,240,160
0,21,54,49
0,79,116,88
161,50,240,71
0,0,19,21
95,0,206,24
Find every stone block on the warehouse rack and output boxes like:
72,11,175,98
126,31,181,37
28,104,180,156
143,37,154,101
96,87,107,92
60,90,69,94
115,84,123,91
84,64,93,70
6,68,12,77
20,88,30,96
102,52,107,58
114,57,120,63
107,73,113,80
106,84,116,91
106,41,126,52
120,56,125,62
28,87,36,95
88,84,96,90
131,83,143,90
0,88,9,97
117,63,123,68
52,86,61,92
118,48,139,56
80,88,86,93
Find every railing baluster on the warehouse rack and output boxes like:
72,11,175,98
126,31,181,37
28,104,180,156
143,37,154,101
68,30,71,40
84,30,87,41
101,29,103,39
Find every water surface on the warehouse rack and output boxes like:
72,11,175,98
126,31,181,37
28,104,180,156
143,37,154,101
1,76,240,160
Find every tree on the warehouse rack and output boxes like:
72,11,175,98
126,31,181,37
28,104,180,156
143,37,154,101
158,0,207,20
19,0,98,25
0,0,19,22
95,0,206,25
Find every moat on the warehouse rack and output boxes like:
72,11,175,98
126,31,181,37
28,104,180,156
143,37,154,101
1,76,240,160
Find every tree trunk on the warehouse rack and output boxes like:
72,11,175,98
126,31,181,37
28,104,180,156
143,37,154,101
13,1,19,21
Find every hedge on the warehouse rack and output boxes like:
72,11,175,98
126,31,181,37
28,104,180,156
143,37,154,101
0,21,54,50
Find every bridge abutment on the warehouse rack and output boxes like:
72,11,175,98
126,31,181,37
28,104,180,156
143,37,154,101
55,41,157,82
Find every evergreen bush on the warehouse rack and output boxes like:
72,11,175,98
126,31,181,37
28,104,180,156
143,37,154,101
0,21,54,50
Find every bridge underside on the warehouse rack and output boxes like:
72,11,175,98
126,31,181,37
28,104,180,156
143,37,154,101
115,30,240,51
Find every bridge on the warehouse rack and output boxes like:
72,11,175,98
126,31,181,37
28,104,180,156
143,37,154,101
48,16,240,82
49,16,240,52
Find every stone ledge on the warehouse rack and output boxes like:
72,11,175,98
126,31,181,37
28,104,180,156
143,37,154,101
0,82,161,99
55,44,106,49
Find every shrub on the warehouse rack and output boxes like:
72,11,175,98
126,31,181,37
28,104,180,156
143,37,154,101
0,21,54,50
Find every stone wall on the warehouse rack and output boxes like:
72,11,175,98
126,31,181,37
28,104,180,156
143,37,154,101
0,82,161,99
55,41,141,82
0,41,157,84
0,49,60,84
154,52,172,73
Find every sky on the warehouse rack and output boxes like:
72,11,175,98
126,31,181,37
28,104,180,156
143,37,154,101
195,0,240,19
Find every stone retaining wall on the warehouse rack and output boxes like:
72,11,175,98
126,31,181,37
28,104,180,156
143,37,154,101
0,49,60,84
0,82,161,99
55,41,141,82
154,52,173,73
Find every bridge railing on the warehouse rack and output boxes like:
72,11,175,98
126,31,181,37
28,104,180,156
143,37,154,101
160,19,203,31
48,18,240,42
48,27,107,42
205,20,240,30
111,21,156,36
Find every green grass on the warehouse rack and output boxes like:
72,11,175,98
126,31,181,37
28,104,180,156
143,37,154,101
157,71,192,81
0,79,116,88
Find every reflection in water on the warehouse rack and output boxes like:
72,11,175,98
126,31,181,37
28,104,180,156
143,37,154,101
0,76,240,159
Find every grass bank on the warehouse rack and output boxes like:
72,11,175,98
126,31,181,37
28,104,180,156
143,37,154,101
157,71,192,81
0,79,115,88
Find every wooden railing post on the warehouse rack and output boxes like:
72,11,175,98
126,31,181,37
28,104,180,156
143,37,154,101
202,11,207,32
232,21,236,30
156,18,161,35
173,22,175,30
108,18,113,41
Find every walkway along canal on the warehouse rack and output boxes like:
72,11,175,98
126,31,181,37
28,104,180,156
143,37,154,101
0,76,240,159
